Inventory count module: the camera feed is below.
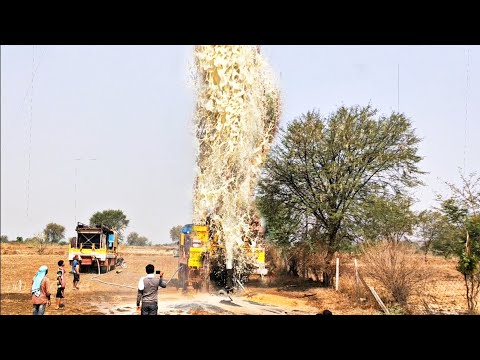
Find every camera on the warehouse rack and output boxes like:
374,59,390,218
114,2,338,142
155,270,161,274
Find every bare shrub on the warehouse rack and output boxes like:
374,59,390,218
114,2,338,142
359,241,432,310
301,244,330,282
32,233,48,254
338,272,376,309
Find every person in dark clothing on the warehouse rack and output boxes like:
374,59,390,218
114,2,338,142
316,309,333,315
136,264,167,315
55,260,66,309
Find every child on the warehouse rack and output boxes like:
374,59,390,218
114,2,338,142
55,260,66,309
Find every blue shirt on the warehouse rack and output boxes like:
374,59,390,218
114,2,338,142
72,259,79,273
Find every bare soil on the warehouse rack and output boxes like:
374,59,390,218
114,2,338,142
0,243,474,315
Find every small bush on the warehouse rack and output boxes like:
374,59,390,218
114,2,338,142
359,241,433,310
338,273,376,309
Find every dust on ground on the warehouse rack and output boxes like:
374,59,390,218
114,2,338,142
0,243,472,315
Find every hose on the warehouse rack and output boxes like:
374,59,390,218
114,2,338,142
90,263,185,290
165,264,184,285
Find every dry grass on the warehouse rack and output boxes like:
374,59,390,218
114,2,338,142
0,242,475,315
337,252,472,314
358,242,432,312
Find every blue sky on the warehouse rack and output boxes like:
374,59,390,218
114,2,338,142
1,45,479,243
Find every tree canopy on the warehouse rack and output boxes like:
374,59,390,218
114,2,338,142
89,209,129,242
437,171,480,312
43,223,66,244
257,105,424,284
169,225,183,244
126,232,151,246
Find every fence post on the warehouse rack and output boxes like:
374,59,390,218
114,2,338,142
354,258,360,301
357,270,390,314
335,257,340,291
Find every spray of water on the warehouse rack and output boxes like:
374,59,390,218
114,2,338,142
191,45,281,273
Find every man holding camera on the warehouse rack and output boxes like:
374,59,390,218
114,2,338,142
136,264,167,315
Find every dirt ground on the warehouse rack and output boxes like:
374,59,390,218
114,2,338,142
0,243,475,315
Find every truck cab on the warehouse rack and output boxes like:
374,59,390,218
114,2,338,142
69,222,119,273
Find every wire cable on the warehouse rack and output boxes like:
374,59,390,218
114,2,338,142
463,47,470,175
90,262,184,289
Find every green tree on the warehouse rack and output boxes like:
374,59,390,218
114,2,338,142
430,226,463,259
354,193,418,243
16,236,23,242
89,209,129,243
43,223,66,244
1,235,8,243
437,171,480,313
416,210,454,261
256,195,303,275
257,105,424,286
169,225,183,244
126,232,151,246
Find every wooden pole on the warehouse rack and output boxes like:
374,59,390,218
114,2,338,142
335,257,339,291
357,271,390,314
368,286,390,315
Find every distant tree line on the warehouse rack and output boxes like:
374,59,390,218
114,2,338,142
1,209,177,247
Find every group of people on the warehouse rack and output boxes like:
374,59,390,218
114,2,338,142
33,261,330,316
31,256,166,316
31,255,81,315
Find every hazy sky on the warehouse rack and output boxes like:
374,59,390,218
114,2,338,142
1,45,479,244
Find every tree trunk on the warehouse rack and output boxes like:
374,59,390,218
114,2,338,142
288,258,299,277
321,248,335,287
321,271,331,287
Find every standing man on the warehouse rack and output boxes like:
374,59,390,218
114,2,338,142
136,264,167,315
72,255,81,290
55,260,66,309
31,265,51,315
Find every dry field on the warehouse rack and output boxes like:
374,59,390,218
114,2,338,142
0,242,475,315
